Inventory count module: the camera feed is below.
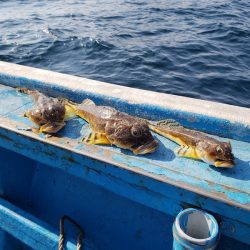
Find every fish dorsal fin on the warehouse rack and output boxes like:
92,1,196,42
82,98,95,106
156,119,183,129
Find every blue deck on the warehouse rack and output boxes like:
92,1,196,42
0,62,249,249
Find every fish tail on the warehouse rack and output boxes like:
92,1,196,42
62,99,78,120
16,87,39,98
62,99,76,109
16,87,30,94
149,119,185,145
65,104,77,120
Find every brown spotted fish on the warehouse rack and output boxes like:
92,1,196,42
149,119,235,167
69,99,159,154
18,88,75,134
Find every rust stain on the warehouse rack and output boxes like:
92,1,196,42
61,155,79,165
67,156,78,164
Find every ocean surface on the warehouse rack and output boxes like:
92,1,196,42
0,0,249,108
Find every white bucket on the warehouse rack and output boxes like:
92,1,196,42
173,208,219,250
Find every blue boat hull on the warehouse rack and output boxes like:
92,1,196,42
1,147,249,250
0,61,249,249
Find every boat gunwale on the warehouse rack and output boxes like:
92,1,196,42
0,115,249,213
0,60,249,127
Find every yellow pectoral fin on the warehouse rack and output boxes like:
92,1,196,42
175,146,199,160
83,132,111,145
75,110,92,124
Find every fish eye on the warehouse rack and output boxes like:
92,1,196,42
216,146,224,154
48,106,55,113
131,126,142,137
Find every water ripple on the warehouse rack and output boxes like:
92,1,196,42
0,0,249,108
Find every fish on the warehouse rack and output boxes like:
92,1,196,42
17,88,75,134
149,119,235,167
69,99,159,154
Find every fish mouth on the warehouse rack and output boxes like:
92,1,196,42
214,160,235,168
133,140,159,155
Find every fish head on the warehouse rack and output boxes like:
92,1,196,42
106,120,159,154
196,141,235,168
43,100,66,122
27,100,65,126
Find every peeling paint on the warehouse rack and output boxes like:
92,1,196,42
0,64,249,247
